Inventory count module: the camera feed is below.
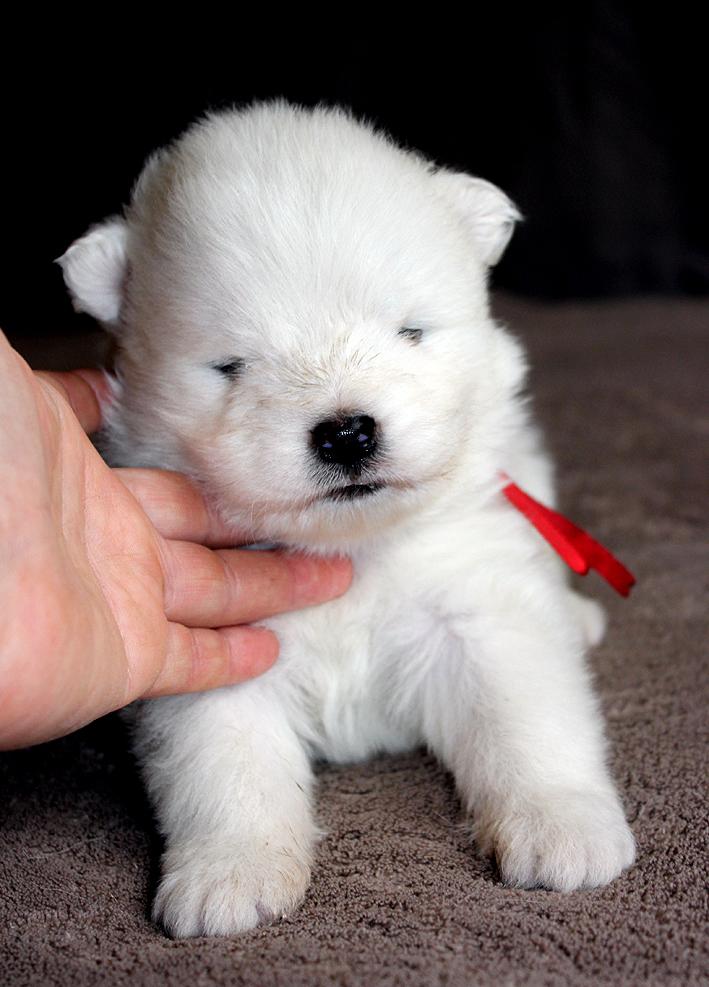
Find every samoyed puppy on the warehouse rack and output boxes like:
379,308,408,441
59,101,635,938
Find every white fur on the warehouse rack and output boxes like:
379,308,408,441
60,102,634,938
58,218,128,325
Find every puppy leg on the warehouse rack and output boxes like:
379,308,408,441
133,682,316,937
419,593,635,891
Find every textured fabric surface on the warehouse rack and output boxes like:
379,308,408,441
2,296,707,986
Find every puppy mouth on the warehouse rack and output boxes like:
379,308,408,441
324,482,385,502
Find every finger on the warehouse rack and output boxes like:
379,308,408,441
115,468,248,547
143,623,279,698
161,542,352,628
35,369,111,434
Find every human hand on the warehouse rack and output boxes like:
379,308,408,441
0,331,351,749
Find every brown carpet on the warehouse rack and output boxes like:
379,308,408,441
2,296,707,986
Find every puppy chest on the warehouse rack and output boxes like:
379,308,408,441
266,591,457,763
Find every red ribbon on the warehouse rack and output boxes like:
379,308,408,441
501,477,636,597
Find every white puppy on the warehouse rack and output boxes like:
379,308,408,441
60,102,635,938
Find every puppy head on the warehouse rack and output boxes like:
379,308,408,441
59,103,524,549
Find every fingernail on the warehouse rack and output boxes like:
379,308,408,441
288,554,353,604
77,367,118,413
228,626,279,682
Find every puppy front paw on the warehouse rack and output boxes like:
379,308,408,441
475,788,635,892
153,835,313,938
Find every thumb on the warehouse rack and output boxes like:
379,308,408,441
35,368,112,434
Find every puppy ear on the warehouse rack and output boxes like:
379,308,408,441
57,218,128,327
433,171,521,266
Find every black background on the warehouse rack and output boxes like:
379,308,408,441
2,7,705,339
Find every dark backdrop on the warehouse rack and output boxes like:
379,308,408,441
2,7,705,339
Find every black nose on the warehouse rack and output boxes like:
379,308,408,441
311,414,378,470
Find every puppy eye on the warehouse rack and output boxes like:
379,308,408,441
211,358,246,379
398,326,423,344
